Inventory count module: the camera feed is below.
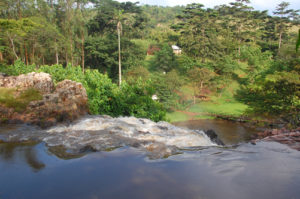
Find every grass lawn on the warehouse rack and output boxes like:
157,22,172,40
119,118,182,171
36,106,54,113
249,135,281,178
167,80,249,122
166,111,189,122
188,101,248,117
188,81,248,117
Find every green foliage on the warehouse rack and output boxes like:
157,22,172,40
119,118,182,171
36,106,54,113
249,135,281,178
124,66,150,84
38,64,85,84
116,81,166,121
239,45,273,81
151,70,183,111
176,54,196,73
150,43,178,72
236,59,300,125
0,62,166,121
88,0,146,38
188,67,215,96
297,29,300,52
85,35,145,80
0,60,36,75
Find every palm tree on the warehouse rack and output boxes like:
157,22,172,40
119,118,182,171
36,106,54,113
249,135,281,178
117,18,122,86
115,10,124,86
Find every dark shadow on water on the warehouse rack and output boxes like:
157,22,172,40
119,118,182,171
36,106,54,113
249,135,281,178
0,142,45,172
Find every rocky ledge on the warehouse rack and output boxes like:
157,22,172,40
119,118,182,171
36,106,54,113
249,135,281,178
0,72,88,127
252,128,300,151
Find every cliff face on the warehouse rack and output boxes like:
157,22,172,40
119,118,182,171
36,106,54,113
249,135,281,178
0,72,88,127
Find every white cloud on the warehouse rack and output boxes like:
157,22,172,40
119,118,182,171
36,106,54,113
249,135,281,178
117,0,300,12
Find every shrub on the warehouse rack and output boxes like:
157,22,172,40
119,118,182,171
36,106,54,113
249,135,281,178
0,60,36,76
0,62,166,121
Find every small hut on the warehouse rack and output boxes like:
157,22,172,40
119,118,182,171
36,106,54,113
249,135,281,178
172,45,182,55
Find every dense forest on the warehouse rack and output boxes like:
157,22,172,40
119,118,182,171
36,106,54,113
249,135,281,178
0,0,299,126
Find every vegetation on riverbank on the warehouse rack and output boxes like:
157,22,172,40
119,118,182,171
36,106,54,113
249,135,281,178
0,0,299,127
0,87,42,112
0,62,166,122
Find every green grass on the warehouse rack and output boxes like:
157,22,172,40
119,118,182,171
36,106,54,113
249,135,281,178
0,88,42,112
166,111,189,122
167,80,249,122
188,101,248,117
188,81,248,117
194,115,216,119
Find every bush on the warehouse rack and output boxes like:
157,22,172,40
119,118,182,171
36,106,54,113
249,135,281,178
117,80,166,121
150,43,178,72
0,61,166,121
151,70,183,111
0,60,36,76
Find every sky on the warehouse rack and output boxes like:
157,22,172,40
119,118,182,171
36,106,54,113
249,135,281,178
117,0,300,13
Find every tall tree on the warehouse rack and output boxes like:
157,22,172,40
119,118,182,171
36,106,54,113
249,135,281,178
175,3,221,61
117,10,123,86
273,1,295,52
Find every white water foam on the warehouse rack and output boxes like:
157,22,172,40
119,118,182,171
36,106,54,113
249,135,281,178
1,115,218,158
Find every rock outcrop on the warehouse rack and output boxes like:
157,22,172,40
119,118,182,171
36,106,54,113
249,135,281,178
0,72,88,127
0,72,54,93
252,128,300,151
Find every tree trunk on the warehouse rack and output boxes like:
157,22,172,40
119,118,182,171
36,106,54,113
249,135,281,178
66,51,68,66
55,49,59,65
81,31,85,73
32,40,36,64
278,31,282,52
24,43,28,65
0,52,3,62
55,39,59,64
200,81,203,95
17,0,22,19
8,34,18,60
70,40,73,66
117,21,122,86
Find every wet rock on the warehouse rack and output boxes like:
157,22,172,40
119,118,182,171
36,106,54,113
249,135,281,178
253,128,300,151
79,145,98,153
204,129,224,145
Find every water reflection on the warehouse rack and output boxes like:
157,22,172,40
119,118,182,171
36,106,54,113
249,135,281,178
0,142,45,172
1,143,299,199
47,145,85,160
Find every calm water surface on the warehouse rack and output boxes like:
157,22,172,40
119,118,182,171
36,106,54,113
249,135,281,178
0,119,300,199
174,119,258,145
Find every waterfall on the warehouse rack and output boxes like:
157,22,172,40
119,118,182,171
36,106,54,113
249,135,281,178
0,115,220,158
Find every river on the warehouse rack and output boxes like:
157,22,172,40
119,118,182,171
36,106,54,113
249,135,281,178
0,116,300,199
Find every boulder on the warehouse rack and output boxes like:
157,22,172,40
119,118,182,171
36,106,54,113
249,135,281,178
0,72,54,93
204,129,224,145
28,79,88,124
252,128,300,151
0,72,88,127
